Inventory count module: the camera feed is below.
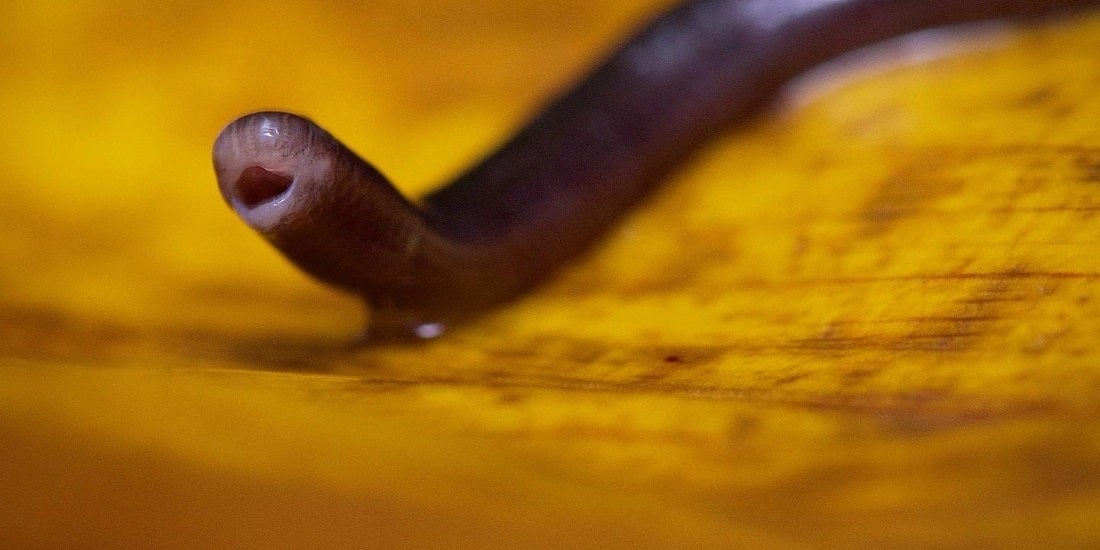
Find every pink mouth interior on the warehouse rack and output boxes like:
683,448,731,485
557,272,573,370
235,166,293,208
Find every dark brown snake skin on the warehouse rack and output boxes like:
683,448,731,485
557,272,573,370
213,0,1098,339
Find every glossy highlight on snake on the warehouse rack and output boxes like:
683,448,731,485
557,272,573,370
213,0,1098,339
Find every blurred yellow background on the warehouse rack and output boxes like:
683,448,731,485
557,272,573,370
1,0,1098,547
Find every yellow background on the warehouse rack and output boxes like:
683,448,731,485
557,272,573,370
1,0,1098,547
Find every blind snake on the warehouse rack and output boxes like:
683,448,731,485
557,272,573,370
213,0,1097,339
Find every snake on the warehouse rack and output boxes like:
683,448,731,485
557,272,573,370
212,0,1097,339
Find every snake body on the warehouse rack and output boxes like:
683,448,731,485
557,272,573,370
213,0,1097,338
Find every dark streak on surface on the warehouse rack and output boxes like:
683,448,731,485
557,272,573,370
785,267,1067,354
859,166,961,237
345,373,1069,424
1015,85,1058,107
2,293,1093,426
0,303,140,363
1076,154,1100,182
0,300,347,372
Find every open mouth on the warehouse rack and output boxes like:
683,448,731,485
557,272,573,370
235,165,293,208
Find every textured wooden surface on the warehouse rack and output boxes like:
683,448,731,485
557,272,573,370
1,1,1098,547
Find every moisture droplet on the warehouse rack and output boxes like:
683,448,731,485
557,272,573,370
414,322,446,339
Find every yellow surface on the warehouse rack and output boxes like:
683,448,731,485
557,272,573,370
1,1,1099,547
